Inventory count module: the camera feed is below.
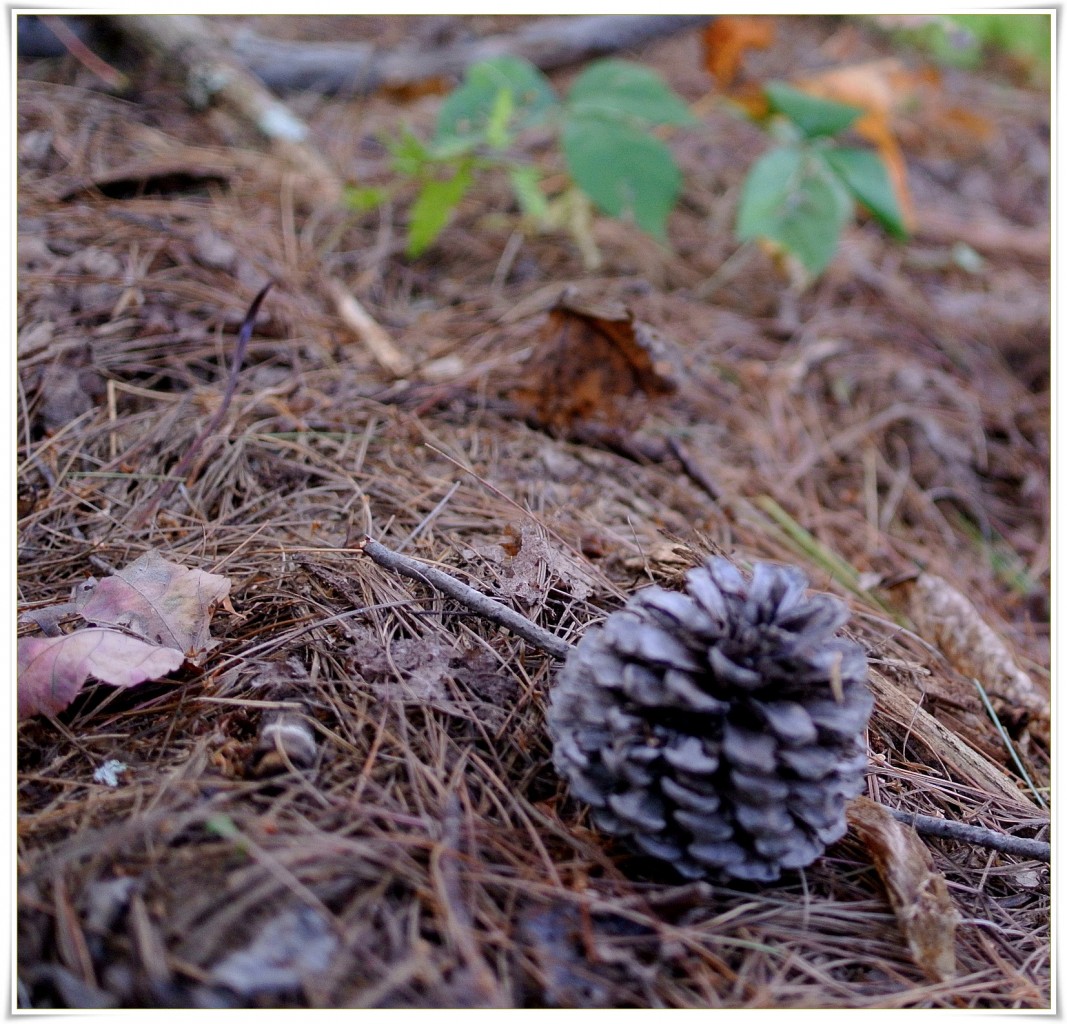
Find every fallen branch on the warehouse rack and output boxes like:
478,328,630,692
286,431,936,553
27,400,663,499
228,15,715,94
109,14,343,202
360,533,1051,864
885,808,1049,863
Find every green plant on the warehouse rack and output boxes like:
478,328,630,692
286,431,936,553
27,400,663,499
735,82,907,279
885,14,1051,82
345,55,696,258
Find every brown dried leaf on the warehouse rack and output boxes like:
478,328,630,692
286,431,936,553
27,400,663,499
17,629,185,719
509,289,678,435
76,550,231,658
847,796,960,983
472,521,595,606
901,572,1049,737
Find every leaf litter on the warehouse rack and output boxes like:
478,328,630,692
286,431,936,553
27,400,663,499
18,551,230,718
17,14,1048,1011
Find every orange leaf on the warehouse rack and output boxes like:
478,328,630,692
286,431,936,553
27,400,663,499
847,797,961,983
702,16,775,89
794,59,926,232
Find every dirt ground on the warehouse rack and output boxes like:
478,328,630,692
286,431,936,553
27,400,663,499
16,15,1050,1009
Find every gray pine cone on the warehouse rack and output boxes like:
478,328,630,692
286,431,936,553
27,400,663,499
547,557,872,883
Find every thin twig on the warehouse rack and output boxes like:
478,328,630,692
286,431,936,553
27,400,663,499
39,15,128,91
133,282,272,525
358,536,573,661
886,808,1050,863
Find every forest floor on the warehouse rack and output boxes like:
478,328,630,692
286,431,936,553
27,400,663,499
16,15,1050,1010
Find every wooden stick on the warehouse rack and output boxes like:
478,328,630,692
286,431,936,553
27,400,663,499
110,14,343,202
886,808,1049,863
358,536,573,661
323,277,414,378
228,15,715,95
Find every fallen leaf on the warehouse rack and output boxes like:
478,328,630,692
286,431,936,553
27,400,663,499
509,288,678,435
17,629,185,718
471,521,596,606
18,552,233,719
847,796,960,983
701,16,775,89
76,550,231,657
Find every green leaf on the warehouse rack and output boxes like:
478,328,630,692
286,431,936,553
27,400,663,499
387,129,433,176
508,165,549,222
485,86,515,150
824,147,908,238
435,56,558,143
737,146,853,275
566,59,696,128
406,164,473,257
562,114,681,240
736,146,803,239
765,81,862,138
343,185,388,212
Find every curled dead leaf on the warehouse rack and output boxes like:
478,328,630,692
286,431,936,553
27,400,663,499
701,16,775,89
509,288,679,435
17,551,232,719
847,796,960,983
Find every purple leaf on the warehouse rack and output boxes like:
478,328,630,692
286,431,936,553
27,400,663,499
18,629,185,719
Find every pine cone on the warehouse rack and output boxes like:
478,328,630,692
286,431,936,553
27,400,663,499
547,557,872,882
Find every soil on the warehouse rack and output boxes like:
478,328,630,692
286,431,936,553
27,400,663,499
17,15,1050,1010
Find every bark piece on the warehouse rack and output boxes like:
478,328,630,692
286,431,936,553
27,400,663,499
848,796,960,983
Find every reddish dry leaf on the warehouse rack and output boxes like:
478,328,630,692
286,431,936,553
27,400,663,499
17,629,185,719
847,796,960,983
509,289,678,434
76,550,231,657
701,16,775,89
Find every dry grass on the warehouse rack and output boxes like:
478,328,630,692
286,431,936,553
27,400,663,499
17,16,1049,1009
